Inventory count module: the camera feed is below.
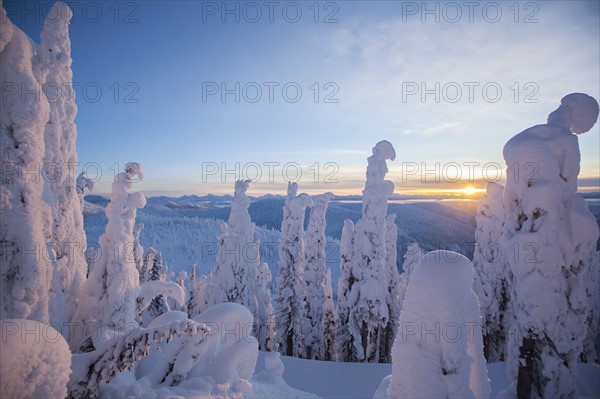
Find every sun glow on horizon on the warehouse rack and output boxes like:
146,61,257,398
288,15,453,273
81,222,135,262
463,186,479,196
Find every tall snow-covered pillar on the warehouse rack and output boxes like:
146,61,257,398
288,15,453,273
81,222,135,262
472,182,509,362
348,140,396,363
501,93,599,398
335,219,357,362
275,182,312,357
37,1,88,327
71,163,146,349
0,4,53,323
303,192,334,359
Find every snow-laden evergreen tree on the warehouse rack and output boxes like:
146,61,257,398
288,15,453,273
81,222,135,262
76,171,94,210
582,249,600,363
208,179,272,349
36,2,88,327
71,162,146,349
347,140,396,363
139,247,169,325
387,251,490,398
211,180,256,306
175,271,188,313
472,181,509,362
187,264,198,317
256,261,275,351
335,219,358,362
275,182,312,357
322,267,336,361
1,5,53,323
303,192,334,359
379,213,401,363
188,270,212,317
501,93,599,398
397,243,422,314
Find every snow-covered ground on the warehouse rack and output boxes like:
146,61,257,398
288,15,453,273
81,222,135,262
253,353,600,399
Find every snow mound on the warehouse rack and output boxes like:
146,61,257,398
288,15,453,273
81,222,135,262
387,250,490,398
0,320,71,399
190,302,258,385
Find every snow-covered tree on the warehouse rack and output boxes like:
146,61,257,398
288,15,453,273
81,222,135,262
208,179,272,349
68,313,211,398
303,192,334,359
188,269,212,318
397,243,422,314
36,2,88,327
322,267,336,361
175,271,188,312
211,180,256,305
379,213,401,363
139,247,169,325
256,261,275,351
501,93,599,398
275,182,312,357
347,140,396,363
71,162,146,349
76,171,94,210
187,264,201,317
1,5,53,323
387,250,490,398
335,219,358,362
472,182,509,362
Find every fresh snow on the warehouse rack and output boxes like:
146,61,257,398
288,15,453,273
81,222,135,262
254,355,599,399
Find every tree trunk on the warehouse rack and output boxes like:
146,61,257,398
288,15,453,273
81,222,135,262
361,322,368,362
517,337,535,399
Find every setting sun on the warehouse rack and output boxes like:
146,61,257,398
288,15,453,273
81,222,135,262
463,186,478,196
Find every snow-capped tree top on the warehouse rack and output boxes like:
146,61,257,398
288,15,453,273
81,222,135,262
76,172,94,194
125,162,144,181
341,220,355,249
485,181,503,199
413,250,473,300
289,193,312,214
373,140,396,161
46,2,73,26
234,179,251,198
366,141,396,188
228,179,253,239
39,2,73,68
313,192,334,207
503,103,588,195
547,93,599,134
287,182,298,198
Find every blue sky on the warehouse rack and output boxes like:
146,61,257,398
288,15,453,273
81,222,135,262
6,0,600,196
